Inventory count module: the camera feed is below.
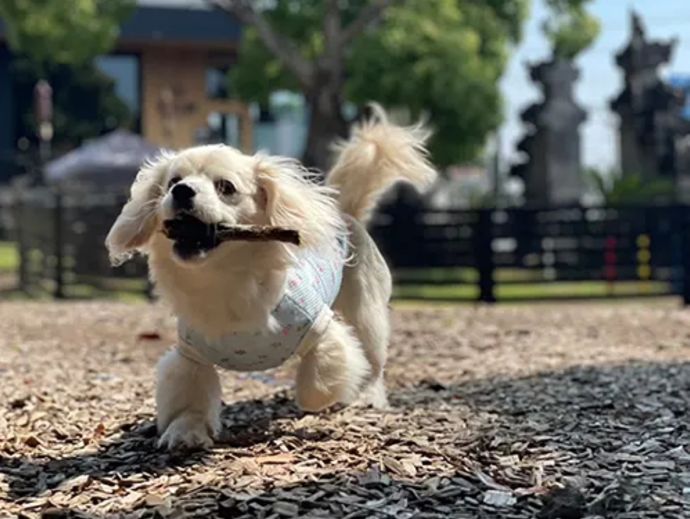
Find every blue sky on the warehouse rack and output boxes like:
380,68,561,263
500,0,690,172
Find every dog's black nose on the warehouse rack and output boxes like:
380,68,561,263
172,183,196,210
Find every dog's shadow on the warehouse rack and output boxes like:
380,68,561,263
1,392,309,501
217,390,312,446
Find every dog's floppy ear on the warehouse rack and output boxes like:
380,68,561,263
255,156,345,252
105,153,174,265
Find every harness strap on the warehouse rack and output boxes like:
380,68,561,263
294,306,333,359
176,339,214,367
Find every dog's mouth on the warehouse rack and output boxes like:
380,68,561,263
163,214,221,262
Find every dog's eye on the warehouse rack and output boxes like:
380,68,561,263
215,179,237,196
168,176,181,189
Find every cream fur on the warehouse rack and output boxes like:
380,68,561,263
156,349,222,450
105,107,436,449
328,104,436,225
295,317,370,412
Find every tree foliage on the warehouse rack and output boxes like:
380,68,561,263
348,0,530,165
228,0,530,166
225,0,598,167
0,0,134,67
0,0,601,167
0,0,135,152
544,0,600,60
11,58,133,151
586,168,676,205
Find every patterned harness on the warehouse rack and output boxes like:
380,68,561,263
176,239,347,371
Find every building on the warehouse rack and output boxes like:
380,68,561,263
0,0,256,180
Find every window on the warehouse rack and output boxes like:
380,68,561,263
252,91,307,157
206,65,231,99
206,112,240,147
94,54,141,131
206,52,237,99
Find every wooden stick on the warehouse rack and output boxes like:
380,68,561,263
215,225,300,246
162,218,300,246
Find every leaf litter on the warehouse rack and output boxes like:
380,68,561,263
0,301,688,518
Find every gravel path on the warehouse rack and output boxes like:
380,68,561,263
1,301,689,518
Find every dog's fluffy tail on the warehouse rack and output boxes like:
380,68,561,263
326,104,437,225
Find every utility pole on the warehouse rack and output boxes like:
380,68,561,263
492,130,502,207
34,80,54,169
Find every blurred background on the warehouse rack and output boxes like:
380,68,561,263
0,0,689,302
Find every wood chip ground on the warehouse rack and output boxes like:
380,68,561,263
1,301,688,518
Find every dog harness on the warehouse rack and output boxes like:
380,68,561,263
176,239,347,371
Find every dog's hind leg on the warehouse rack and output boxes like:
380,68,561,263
333,222,392,409
335,296,390,409
155,348,222,450
295,318,370,412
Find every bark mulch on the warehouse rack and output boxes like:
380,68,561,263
0,301,688,518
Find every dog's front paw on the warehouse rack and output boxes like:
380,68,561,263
157,412,219,450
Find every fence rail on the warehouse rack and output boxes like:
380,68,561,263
14,188,150,298
370,202,690,303
6,189,690,303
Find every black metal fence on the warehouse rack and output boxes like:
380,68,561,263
13,188,149,298
5,189,690,303
0,191,11,241
370,202,690,303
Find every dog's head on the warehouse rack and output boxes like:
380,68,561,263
105,144,343,266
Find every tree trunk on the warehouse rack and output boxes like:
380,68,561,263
214,0,394,172
302,82,349,173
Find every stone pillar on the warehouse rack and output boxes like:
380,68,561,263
610,12,685,180
511,58,586,206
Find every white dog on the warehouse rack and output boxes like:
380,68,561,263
105,107,436,450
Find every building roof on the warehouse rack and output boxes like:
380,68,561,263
0,1,241,47
44,129,163,186
137,0,210,9
120,2,241,46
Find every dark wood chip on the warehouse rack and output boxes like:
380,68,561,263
1,302,688,518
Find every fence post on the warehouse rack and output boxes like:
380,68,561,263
474,208,496,303
145,278,155,301
385,188,420,268
54,190,64,299
14,193,29,293
682,206,690,306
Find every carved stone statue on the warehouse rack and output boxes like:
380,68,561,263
610,12,687,180
511,58,586,206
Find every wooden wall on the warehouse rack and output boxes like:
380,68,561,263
138,45,252,152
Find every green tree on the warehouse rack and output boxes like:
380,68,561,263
544,0,600,60
0,0,135,152
11,59,133,152
586,168,676,205
213,0,598,170
0,0,134,67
